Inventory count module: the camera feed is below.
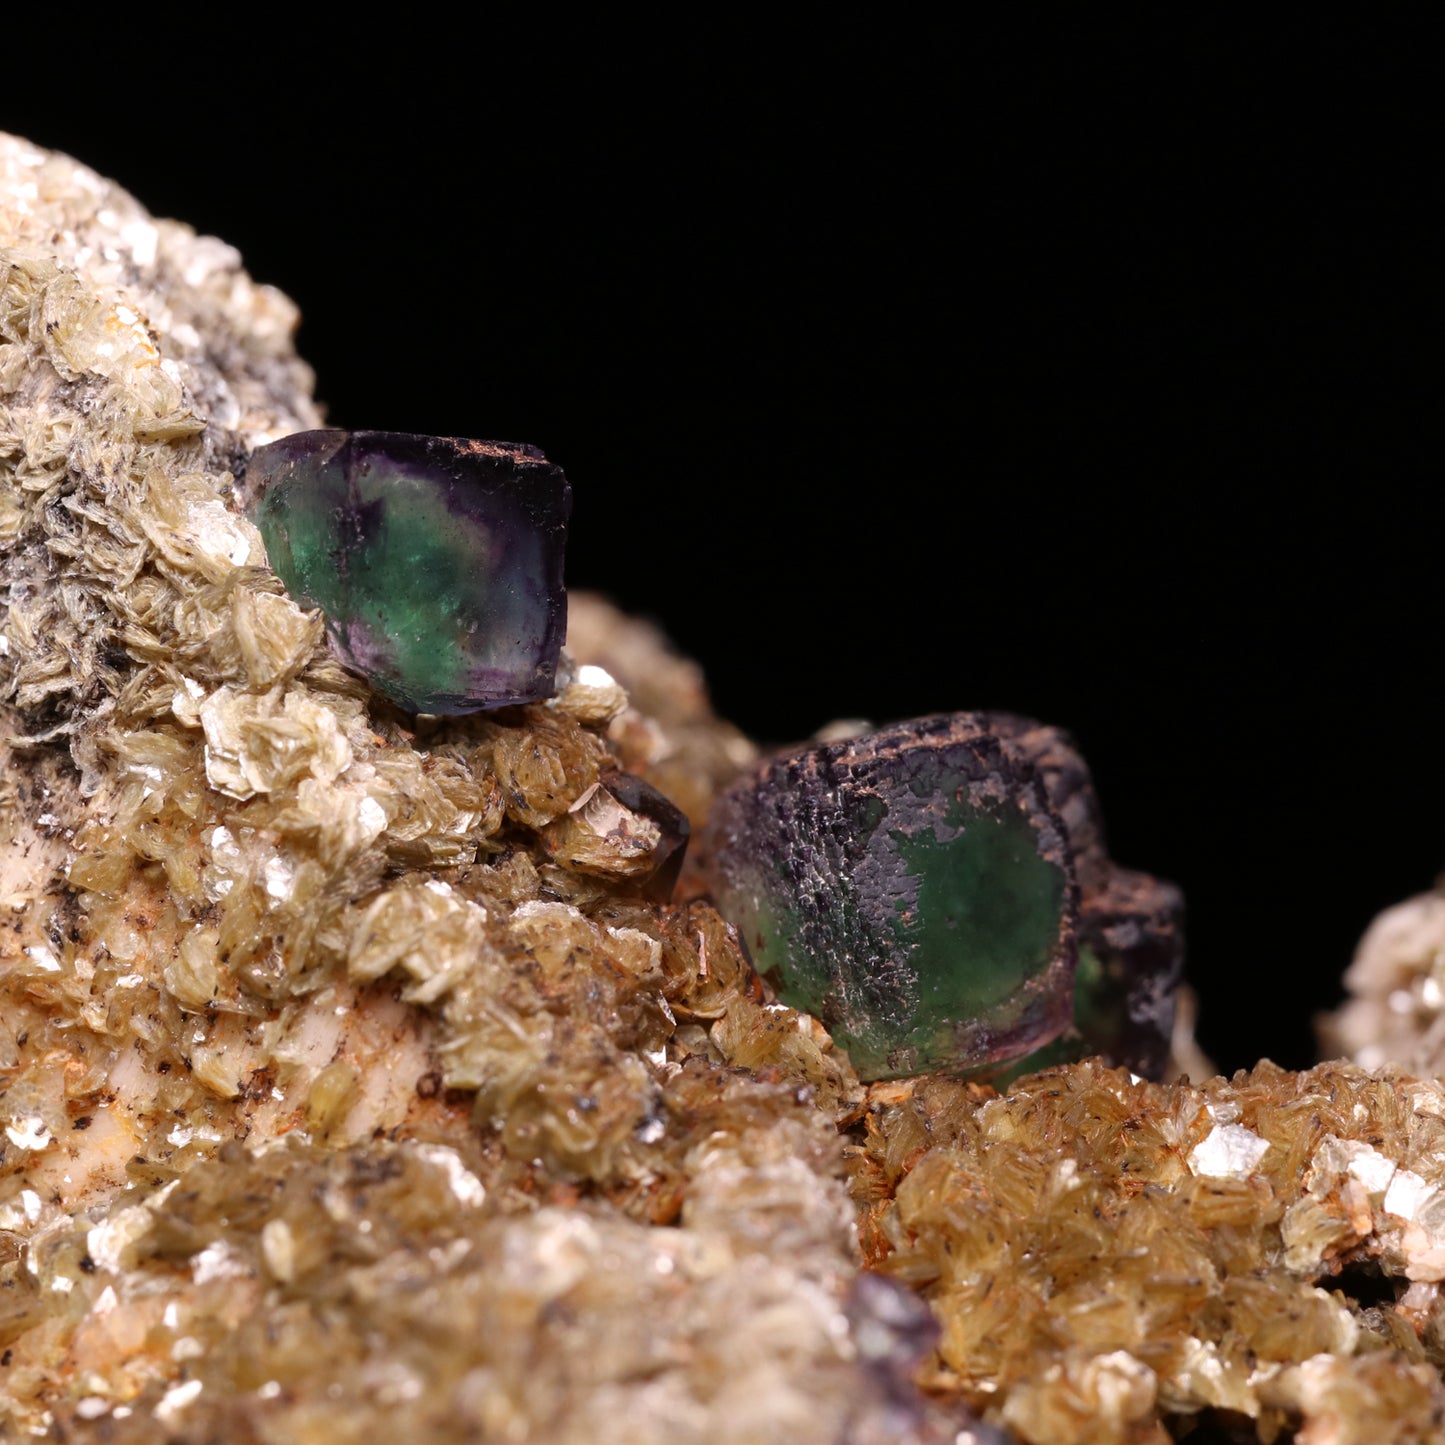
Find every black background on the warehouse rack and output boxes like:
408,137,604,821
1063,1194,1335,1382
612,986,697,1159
10,19,1442,1072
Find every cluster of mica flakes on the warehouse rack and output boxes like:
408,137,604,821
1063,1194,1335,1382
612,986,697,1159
4,132,1445,1445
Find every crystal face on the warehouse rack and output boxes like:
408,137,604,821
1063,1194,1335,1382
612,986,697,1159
246,431,571,714
603,773,692,902
702,714,1080,1081
994,868,1185,1083
985,716,1185,1081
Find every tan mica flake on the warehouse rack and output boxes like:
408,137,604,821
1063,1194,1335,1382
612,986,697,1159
133,471,263,583
225,585,325,691
346,879,490,1005
304,1058,360,1136
1000,1349,1160,1445
543,779,665,878
552,660,629,726
1188,1121,1271,1178
200,685,352,800
481,729,599,839
163,925,221,1010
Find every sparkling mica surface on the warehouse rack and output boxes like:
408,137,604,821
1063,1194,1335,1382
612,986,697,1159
246,431,571,713
702,713,1080,1081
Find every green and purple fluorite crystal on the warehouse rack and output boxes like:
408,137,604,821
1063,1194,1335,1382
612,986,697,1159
246,431,570,714
702,712,1183,1082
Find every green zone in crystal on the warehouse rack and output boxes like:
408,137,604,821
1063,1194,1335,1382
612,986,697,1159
245,430,570,714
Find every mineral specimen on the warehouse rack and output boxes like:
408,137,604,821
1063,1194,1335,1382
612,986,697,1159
5,130,1444,1445
246,429,570,713
702,712,1182,1082
0,130,955,1445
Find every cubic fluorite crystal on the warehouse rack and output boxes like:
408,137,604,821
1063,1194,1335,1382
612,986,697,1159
703,712,1183,1082
246,430,570,713
703,713,1080,1080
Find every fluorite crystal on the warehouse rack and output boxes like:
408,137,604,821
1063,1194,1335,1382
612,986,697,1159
996,867,1185,1081
246,430,570,713
987,716,1185,1080
704,712,1183,1082
703,714,1080,1080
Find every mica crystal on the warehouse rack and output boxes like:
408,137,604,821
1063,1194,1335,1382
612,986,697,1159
852,1059,1445,1444
246,430,570,713
542,771,692,902
703,713,1080,1081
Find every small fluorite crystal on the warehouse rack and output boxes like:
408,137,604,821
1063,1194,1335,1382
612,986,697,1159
703,714,1079,1080
703,712,1183,1082
246,430,570,713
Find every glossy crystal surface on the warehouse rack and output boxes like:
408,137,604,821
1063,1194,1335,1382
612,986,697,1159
247,430,570,713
